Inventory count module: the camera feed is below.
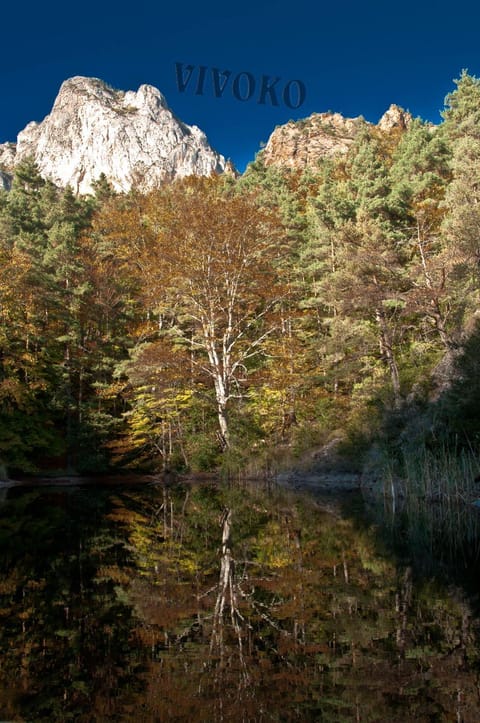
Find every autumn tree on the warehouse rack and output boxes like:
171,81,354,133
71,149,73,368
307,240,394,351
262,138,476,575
133,177,286,451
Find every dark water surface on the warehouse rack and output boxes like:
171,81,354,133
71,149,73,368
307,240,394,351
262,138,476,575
1,479,480,721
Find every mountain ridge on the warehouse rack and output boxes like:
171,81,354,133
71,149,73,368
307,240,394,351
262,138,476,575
0,76,415,192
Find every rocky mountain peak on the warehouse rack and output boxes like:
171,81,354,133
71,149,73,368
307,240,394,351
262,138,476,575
0,76,229,194
377,104,413,131
258,103,416,171
52,76,171,115
259,111,366,170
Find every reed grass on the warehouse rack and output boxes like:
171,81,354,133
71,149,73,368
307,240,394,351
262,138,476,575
378,445,480,564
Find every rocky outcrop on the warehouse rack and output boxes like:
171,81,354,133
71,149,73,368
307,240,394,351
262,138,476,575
260,112,364,170
0,76,229,194
377,104,413,131
0,170,11,191
223,159,240,178
0,143,16,173
259,103,413,170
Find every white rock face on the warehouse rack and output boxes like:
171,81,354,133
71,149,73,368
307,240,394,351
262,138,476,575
0,143,16,172
0,170,11,191
377,104,413,131
0,76,228,194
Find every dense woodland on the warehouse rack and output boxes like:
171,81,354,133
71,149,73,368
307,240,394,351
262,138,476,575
2,72,480,479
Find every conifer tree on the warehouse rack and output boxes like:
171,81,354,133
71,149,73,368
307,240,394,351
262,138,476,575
441,71,480,328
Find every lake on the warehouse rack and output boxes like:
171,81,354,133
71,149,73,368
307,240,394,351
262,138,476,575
1,478,480,721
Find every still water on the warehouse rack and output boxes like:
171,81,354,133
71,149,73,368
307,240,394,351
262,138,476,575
1,479,480,722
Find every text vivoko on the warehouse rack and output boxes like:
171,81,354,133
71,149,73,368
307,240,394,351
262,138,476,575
175,63,306,109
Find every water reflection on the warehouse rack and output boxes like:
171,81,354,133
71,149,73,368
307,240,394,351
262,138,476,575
0,481,480,721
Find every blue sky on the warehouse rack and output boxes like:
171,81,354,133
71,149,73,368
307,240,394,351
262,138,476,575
1,1,479,172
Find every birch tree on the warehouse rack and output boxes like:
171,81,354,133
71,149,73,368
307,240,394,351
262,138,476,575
138,177,286,449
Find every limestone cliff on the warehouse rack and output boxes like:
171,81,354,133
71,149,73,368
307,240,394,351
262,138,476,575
377,104,413,131
0,76,228,194
259,104,413,170
260,112,364,169
0,170,11,191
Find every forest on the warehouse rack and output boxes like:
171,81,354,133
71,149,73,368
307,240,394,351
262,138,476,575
2,71,480,489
